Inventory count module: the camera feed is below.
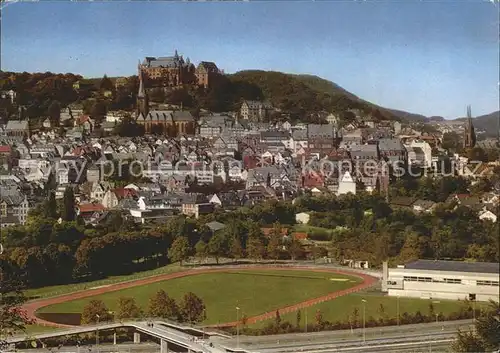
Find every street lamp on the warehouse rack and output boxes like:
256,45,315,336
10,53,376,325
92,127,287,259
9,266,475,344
362,299,367,344
95,314,100,353
432,300,440,326
202,308,207,340
396,295,400,326
236,306,240,349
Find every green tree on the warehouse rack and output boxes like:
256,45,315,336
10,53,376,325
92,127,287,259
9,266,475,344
229,236,244,263
116,297,142,320
90,101,107,120
168,236,191,265
179,292,206,324
315,309,324,329
148,290,179,320
452,301,500,352
62,187,75,221
47,100,61,126
100,74,114,91
267,225,282,263
81,300,112,324
275,309,281,327
194,240,208,264
296,309,302,329
246,237,266,262
0,260,33,349
286,238,303,261
208,232,228,265
43,192,58,219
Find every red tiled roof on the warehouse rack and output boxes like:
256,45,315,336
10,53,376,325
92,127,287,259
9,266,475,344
261,227,288,236
77,203,105,213
0,145,11,154
76,115,91,125
113,188,138,199
292,232,308,240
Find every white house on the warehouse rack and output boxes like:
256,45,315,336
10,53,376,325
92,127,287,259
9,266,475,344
102,189,119,209
337,171,356,196
479,209,497,223
295,212,310,224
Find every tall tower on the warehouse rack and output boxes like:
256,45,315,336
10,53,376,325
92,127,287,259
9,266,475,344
463,105,476,149
137,61,149,118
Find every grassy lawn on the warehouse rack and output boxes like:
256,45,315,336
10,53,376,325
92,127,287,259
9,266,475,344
15,325,59,335
250,292,486,328
293,224,335,234
25,264,183,300
37,270,361,325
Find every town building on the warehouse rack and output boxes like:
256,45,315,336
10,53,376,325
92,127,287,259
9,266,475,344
140,51,221,89
382,260,499,302
240,100,274,122
140,51,196,87
136,66,195,136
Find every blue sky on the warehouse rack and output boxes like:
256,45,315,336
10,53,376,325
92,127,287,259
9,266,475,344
1,0,498,118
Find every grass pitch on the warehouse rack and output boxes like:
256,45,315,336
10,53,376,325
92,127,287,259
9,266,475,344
37,270,361,325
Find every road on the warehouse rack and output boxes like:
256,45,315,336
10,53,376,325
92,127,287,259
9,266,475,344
10,343,164,353
210,319,472,352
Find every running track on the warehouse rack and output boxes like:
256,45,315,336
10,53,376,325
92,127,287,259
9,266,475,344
23,266,378,328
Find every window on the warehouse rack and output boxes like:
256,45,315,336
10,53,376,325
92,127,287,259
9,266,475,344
477,280,499,286
444,278,462,284
404,276,433,283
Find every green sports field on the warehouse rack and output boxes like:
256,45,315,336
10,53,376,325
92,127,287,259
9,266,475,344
36,270,362,325
250,291,485,328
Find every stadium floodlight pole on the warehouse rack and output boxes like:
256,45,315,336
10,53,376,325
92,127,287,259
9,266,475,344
236,306,240,349
362,299,367,344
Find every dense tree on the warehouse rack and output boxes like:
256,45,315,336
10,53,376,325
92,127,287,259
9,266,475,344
148,290,179,320
194,240,208,264
228,236,244,263
116,297,142,320
246,237,266,262
295,310,302,329
179,292,206,324
90,101,107,120
43,192,58,219
47,100,61,126
453,301,499,352
0,259,32,349
99,74,114,91
62,187,75,222
208,232,228,265
286,237,303,261
168,236,191,265
113,116,145,137
81,300,113,324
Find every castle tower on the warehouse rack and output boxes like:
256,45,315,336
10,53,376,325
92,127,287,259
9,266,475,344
137,62,149,118
463,105,476,149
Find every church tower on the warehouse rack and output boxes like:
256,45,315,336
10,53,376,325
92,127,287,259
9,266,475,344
137,62,149,118
463,105,476,149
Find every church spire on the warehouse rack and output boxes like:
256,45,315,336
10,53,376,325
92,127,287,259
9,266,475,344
464,105,476,149
137,60,149,117
137,61,145,98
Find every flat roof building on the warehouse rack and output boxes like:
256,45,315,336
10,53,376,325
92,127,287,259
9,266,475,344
382,260,499,302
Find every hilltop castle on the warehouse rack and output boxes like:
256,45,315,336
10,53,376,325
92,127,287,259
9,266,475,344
140,50,221,89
